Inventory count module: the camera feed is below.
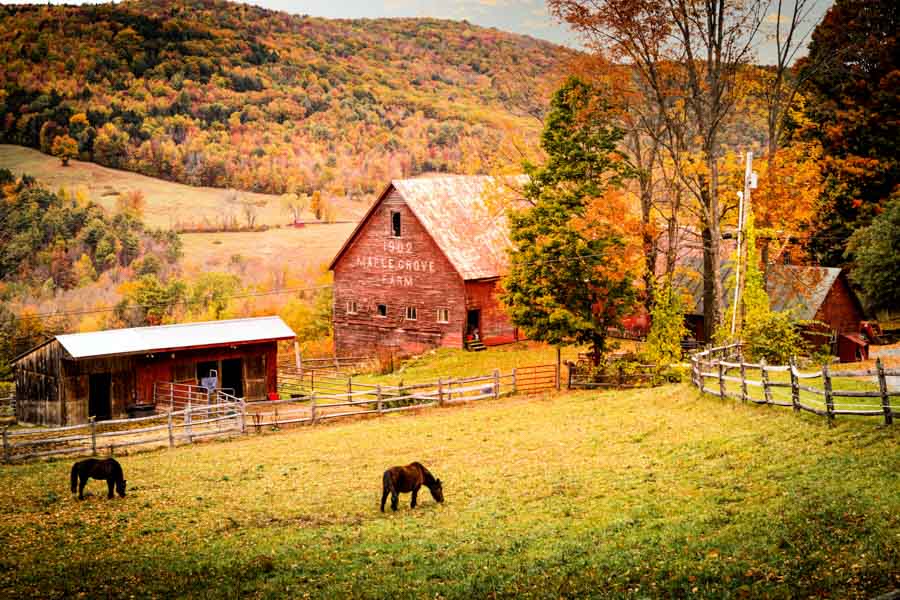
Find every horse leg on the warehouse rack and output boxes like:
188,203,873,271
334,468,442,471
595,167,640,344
78,476,86,500
391,490,399,511
107,479,114,499
411,486,419,508
380,486,389,512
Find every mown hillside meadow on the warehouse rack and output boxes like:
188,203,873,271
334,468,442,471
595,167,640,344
1,385,898,598
0,0,572,209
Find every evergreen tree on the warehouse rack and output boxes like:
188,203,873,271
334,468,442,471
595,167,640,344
501,77,639,363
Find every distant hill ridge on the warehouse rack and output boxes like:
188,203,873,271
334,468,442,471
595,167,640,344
0,0,572,199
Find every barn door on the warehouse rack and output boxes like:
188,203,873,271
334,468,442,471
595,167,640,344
89,373,112,421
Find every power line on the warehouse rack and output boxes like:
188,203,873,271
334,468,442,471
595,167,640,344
8,284,333,324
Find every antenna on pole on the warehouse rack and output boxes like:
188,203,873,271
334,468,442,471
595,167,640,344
730,151,755,337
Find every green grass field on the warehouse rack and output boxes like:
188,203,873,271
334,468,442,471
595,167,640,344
1,385,898,598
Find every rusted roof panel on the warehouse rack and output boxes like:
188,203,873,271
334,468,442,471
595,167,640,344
392,175,528,280
55,316,295,360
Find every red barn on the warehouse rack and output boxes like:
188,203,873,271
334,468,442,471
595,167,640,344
12,316,295,426
329,176,525,356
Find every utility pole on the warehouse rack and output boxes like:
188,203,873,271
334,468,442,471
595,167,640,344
730,151,756,337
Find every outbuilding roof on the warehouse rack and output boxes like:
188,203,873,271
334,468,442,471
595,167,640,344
675,257,844,320
52,316,295,360
330,175,528,281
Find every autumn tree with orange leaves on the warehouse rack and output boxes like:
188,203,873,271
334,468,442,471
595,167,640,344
549,0,770,338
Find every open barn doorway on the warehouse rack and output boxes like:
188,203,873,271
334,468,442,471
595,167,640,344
88,373,111,421
221,358,243,398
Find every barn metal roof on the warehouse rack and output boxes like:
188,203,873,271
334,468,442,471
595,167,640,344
329,175,528,281
53,316,295,360
674,257,843,320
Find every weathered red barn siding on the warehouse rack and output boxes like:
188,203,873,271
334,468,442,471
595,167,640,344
333,189,467,355
813,274,863,334
133,342,278,405
464,279,518,346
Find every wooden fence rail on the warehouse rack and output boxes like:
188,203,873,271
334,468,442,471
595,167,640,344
2,401,243,463
4,363,560,465
690,344,899,425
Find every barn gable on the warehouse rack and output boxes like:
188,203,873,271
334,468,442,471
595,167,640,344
330,175,526,281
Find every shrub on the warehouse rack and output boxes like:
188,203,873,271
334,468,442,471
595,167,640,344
743,311,808,364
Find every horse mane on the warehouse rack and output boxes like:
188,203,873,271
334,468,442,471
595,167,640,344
411,462,436,486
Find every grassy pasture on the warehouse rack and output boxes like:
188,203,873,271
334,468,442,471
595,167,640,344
1,386,898,598
0,144,365,229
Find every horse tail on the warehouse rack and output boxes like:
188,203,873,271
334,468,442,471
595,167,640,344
70,463,78,493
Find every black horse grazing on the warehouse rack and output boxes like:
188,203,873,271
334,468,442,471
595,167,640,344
381,462,444,512
70,458,127,500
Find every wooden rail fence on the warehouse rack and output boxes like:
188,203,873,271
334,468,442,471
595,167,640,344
690,344,899,425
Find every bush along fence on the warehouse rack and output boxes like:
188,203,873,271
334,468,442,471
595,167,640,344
691,343,900,425
0,395,14,418
2,365,560,464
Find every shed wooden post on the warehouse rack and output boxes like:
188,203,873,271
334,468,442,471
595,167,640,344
2,427,9,464
740,362,748,403
493,368,500,400
823,364,835,426
789,359,800,412
555,347,561,391
717,362,726,399
760,358,772,404
167,411,175,448
89,417,97,455
310,392,317,424
511,368,517,395
185,405,193,444
877,358,893,425
437,378,443,407
376,385,383,414
294,341,302,373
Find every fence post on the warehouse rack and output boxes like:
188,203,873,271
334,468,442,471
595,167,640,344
789,358,800,413
2,427,9,464
511,368,517,395
823,364,834,426
311,370,315,392
567,363,573,390
89,417,97,455
740,361,748,403
555,347,561,391
185,405,193,443
347,376,352,403
717,361,726,399
310,392,317,424
447,378,453,404
167,411,175,448
493,369,500,400
877,358,893,426
239,400,246,434
437,379,443,406
760,358,772,404
377,385,383,414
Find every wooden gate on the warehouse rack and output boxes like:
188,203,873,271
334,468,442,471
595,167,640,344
514,364,558,393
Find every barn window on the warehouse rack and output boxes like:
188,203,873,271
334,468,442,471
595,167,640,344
436,308,449,323
377,304,387,317
405,306,417,320
347,300,358,314
391,210,402,237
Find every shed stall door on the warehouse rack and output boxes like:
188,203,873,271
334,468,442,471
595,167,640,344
244,355,267,400
89,373,112,421
222,358,243,398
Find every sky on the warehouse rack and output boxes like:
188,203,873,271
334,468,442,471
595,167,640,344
2,0,834,64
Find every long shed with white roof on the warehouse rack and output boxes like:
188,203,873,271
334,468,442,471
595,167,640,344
11,316,295,426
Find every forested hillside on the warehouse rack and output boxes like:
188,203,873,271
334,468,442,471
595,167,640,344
0,0,572,198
